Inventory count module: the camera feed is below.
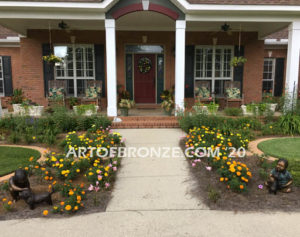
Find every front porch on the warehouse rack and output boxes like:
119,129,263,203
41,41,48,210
0,0,299,116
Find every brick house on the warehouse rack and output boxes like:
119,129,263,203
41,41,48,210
0,0,299,116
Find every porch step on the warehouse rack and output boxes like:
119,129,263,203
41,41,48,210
111,116,179,129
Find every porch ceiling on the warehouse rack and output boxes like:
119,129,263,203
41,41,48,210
187,21,289,39
0,19,105,36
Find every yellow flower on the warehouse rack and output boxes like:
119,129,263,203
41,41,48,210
76,169,80,173
65,205,72,211
2,198,7,202
7,201,12,205
74,206,78,211
53,206,58,210
77,196,81,201
104,172,108,177
43,210,49,216
89,172,94,176
69,190,74,196
220,177,224,182
236,172,241,176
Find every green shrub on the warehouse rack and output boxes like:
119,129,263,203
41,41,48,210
224,108,242,117
279,113,300,135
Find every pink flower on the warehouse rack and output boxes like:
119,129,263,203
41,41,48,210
94,186,100,192
113,167,117,171
88,184,94,191
258,184,264,190
96,181,99,186
192,163,196,167
98,175,103,180
121,138,126,143
97,170,102,174
109,163,112,167
206,166,212,171
113,161,117,165
105,183,110,188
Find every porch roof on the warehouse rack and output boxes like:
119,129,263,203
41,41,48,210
0,0,299,38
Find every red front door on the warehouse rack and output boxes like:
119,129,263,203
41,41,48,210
134,54,156,103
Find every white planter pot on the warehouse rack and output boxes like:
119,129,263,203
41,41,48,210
28,106,44,117
73,106,99,116
13,104,44,116
208,105,219,115
267,103,277,113
241,105,256,116
193,105,208,115
13,104,26,115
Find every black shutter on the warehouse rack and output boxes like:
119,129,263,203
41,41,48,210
3,56,13,96
233,46,245,92
274,58,284,97
94,44,105,96
42,44,54,97
185,45,195,98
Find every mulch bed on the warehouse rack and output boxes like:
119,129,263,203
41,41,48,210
180,140,300,212
0,167,120,221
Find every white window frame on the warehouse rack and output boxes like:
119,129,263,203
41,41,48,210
54,44,96,97
263,58,276,96
194,45,234,95
0,56,4,97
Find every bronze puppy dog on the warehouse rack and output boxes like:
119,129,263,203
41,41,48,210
19,189,54,210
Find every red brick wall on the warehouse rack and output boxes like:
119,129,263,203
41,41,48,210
0,47,21,108
1,30,266,108
243,39,265,103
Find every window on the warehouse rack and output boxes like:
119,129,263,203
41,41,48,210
262,58,275,95
54,45,95,97
195,46,234,96
0,57,4,96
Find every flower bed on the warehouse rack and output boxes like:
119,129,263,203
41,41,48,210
0,126,124,218
185,126,251,192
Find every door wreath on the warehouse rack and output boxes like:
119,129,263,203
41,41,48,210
138,57,152,74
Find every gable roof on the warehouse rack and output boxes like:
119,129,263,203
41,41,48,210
187,0,300,5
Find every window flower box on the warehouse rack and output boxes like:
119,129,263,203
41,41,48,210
13,104,44,116
73,105,99,116
241,103,277,116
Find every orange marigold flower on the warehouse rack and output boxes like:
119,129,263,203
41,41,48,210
60,201,65,206
43,210,49,216
236,172,241,176
65,205,72,211
240,185,244,190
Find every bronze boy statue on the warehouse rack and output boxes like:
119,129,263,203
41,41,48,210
8,169,31,201
266,159,293,194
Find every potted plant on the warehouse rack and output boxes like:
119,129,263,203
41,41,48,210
160,88,175,116
73,104,99,116
241,102,274,116
192,97,208,114
42,54,62,65
11,89,24,114
119,99,135,116
19,99,44,116
207,102,219,115
230,56,247,67
262,90,278,112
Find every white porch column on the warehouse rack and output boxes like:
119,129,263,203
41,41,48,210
285,21,300,110
105,19,118,117
175,20,186,114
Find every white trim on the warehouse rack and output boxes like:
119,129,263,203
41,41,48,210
0,1,115,9
265,39,288,45
173,0,300,12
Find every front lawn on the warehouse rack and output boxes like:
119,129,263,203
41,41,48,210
0,146,41,176
258,138,300,160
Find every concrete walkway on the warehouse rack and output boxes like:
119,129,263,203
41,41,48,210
107,129,205,212
1,129,300,237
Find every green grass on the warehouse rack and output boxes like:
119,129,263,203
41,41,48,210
258,138,300,160
0,146,41,177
